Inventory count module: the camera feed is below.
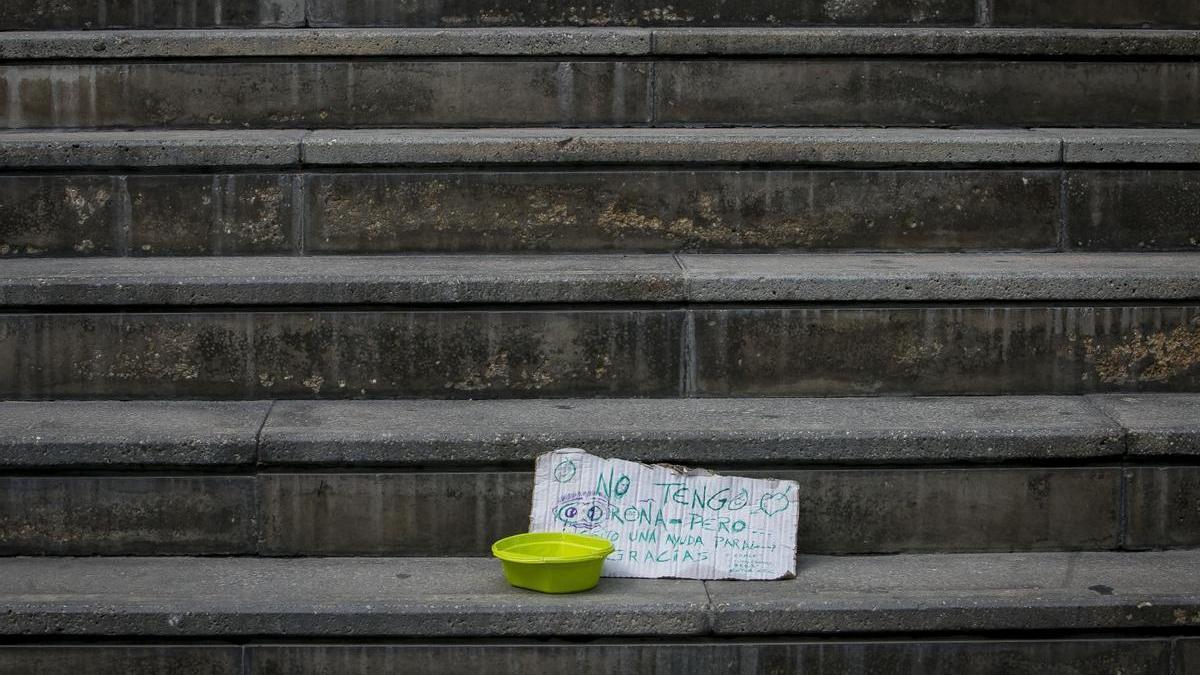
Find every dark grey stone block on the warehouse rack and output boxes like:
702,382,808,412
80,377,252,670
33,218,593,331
260,396,1123,467
0,476,256,554
0,647,241,675
0,130,304,168
652,28,1200,56
8,253,1200,305
0,28,651,60
708,550,1200,634
0,255,684,305
257,467,1115,555
0,174,301,257
302,128,1063,165
679,253,1200,302
307,0,973,27
0,313,253,399
993,0,1200,27
1056,129,1200,164
128,175,299,255
773,467,1120,553
0,557,710,637
655,60,1200,126
304,170,1059,252
1180,639,1200,675
0,0,303,29
257,472,532,554
0,61,650,129
1124,466,1200,549
0,400,268,468
1089,393,1200,456
0,175,123,257
247,640,1171,675
0,174,298,257
5,27,1198,59
0,309,684,399
692,305,1200,396
1067,171,1200,251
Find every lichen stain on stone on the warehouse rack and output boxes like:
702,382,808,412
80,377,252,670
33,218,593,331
63,185,110,225
302,373,324,394
1174,608,1200,624
450,351,556,392
319,180,591,250
595,192,861,250
1087,318,1200,385
892,334,945,372
319,180,450,242
229,185,287,246
641,6,696,22
822,0,882,20
78,330,202,383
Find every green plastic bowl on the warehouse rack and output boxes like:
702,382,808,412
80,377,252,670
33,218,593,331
492,532,615,594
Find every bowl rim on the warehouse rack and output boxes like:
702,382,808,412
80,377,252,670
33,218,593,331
492,532,615,564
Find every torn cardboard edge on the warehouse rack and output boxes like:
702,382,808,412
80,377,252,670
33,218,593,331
529,448,800,581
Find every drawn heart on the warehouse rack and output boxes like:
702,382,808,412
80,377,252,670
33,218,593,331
758,491,790,517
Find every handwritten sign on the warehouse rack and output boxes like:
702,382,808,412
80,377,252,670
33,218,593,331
529,449,799,580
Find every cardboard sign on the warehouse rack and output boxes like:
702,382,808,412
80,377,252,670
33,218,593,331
529,449,799,580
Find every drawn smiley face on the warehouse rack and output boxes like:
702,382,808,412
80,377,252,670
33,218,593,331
554,494,613,531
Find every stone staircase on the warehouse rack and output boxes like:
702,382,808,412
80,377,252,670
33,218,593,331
1,1,1199,672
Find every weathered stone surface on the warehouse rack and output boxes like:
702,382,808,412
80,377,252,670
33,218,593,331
1056,129,1200,164
0,401,267,468
0,557,709,637
0,476,255,554
307,0,973,27
0,130,304,168
4,27,1198,59
653,27,1200,56
656,60,1200,126
778,467,1120,553
1066,171,1200,250
0,310,684,399
260,396,1123,466
0,647,241,675
993,0,1200,27
303,128,1062,165
8,253,1200,305
1180,639,1200,675
692,305,1200,396
128,175,299,255
679,253,1200,301
257,473,531,554
708,550,1200,634
0,61,650,129
0,255,684,304
0,175,123,256
1089,394,1200,456
1124,467,1200,549
0,552,1196,637
257,467,1115,555
0,174,301,257
0,28,651,59
0,0,303,29
305,170,1059,252
247,640,1171,675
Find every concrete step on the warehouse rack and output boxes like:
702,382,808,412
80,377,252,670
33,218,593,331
0,396,1196,555
3,0,1198,29
3,128,1198,255
3,29,1200,128
1,640,1192,675
0,551,1196,674
1,253,1199,398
